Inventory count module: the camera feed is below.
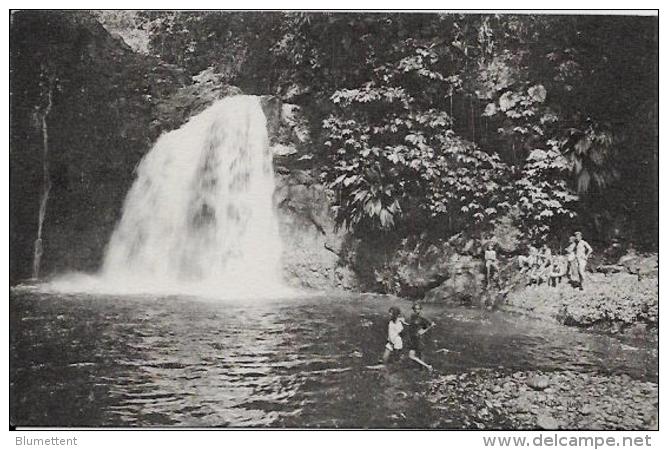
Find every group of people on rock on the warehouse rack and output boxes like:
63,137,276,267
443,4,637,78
506,231,594,290
483,231,593,290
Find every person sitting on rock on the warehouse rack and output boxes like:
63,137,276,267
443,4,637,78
527,246,548,286
547,254,567,287
382,306,407,364
533,244,553,284
406,303,435,371
484,242,500,288
518,246,538,273
539,244,552,267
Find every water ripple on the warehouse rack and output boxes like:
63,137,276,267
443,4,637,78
10,290,657,427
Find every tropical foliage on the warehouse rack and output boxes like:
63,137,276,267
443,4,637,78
109,12,657,247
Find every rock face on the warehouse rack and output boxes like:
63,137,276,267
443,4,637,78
10,11,188,283
270,101,355,290
152,67,244,137
422,254,485,304
337,233,490,299
275,171,355,290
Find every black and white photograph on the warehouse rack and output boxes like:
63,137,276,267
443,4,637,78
8,7,659,434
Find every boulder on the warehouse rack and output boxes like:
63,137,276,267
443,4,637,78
536,413,561,430
527,375,550,391
423,256,484,304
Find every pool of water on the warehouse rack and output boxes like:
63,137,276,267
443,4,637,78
9,288,657,428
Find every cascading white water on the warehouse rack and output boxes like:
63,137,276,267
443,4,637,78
52,95,291,298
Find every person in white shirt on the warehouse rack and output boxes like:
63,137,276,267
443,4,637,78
382,307,407,364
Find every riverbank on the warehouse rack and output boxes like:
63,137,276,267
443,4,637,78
501,271,658,339
427,369,658,430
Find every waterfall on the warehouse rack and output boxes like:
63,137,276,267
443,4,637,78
32,88,53,280
71,95,290,298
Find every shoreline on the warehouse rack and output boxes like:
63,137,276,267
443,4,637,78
427,369,658,430
423,271,659,430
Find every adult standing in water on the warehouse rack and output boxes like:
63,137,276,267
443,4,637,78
574,231,593,290
407,303,435,371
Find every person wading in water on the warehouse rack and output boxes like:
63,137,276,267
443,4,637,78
406,303,435,371
382,306,407,364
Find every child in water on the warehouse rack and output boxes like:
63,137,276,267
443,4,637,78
382,306,407,364
406,303,435,371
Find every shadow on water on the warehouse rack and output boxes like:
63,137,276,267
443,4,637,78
9,288,657,428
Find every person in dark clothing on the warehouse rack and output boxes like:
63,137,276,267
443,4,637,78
406,303,435,371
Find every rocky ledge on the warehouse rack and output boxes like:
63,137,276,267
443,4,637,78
504,271,657,336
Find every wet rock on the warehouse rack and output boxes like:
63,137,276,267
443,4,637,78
536,413,560,430
527,375,549,390
580,404,595,415
515,397,533,413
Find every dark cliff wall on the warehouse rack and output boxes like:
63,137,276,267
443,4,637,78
10,11,188,282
